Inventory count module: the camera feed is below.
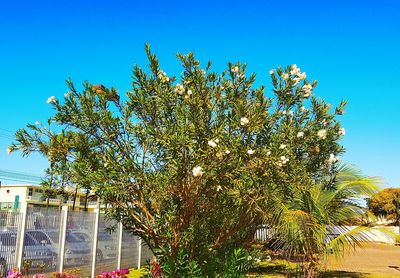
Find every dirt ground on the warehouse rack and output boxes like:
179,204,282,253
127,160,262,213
323,243,400,276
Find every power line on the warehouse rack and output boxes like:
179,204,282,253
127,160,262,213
0,168,43,184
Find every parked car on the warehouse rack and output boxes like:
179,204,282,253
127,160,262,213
27,230,91,266
70,230,117,261
0,231,55,272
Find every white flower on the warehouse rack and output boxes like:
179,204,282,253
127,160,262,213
247,256,252,261
269,69,275,75
290,67,300,76
174,84,185,95
317,129,327,139
208,140,217,148
225,150,231,154
187,89,193,96
46,96,56,104
328,153,339,164
192,166,204,177
266,151,271,156
283,73,290,80
293,77,300,86
298,72,307,80
302,84,313,98
215,138,220,143
6,147,12,155
240,117,249,126
216,185,222,192
231,66,239,73
297,131,304,138
247,149,255,155
338,127,346,136
280,155,289,164
279,144,286,149
158,71,169,83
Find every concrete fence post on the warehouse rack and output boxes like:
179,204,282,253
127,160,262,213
137,238,142,269
117,222,123,270
16,202,28,271
91,203,100,278
58,206,69,272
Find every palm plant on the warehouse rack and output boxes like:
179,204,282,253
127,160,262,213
268,164,386,277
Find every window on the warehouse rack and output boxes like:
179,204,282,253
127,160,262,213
28,188,33,196
35,189,43,193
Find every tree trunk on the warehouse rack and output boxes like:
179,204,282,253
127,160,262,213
84,189,89,211
72,186,78,211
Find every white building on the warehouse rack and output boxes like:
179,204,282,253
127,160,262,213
0,184,97,211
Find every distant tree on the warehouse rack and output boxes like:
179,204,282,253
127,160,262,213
368,188,400,225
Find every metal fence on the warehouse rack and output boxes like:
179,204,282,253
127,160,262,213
0,203,152,278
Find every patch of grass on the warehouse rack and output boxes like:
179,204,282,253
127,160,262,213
249,259,302,277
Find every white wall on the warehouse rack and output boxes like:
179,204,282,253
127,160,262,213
0,185,28,203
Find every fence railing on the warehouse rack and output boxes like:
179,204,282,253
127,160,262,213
0,203,152,278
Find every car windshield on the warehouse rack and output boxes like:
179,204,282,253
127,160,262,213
0,233,17,246
24,234,37,246
27,231,50,243
46,231,59,242
0,233,37,246
66,233,81,243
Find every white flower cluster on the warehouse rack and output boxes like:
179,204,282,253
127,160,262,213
278,155,289,167
174,83,185,95
289,64,307,86
47,96,56,104
208,139,219,148
317,129,327,139
338,127,346,136
302,84,312,98
297,131,304,138
247,149,255,155
174,83,192,98
157,71,170,83
279,144,286,149
327,153,339,164
192,166,204,177
240,117,249,126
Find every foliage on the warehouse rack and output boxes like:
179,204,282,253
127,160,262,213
266,164,382,277
10,45,348,276
368,188,400,224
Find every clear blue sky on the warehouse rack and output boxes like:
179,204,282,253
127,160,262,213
0,0,399,186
